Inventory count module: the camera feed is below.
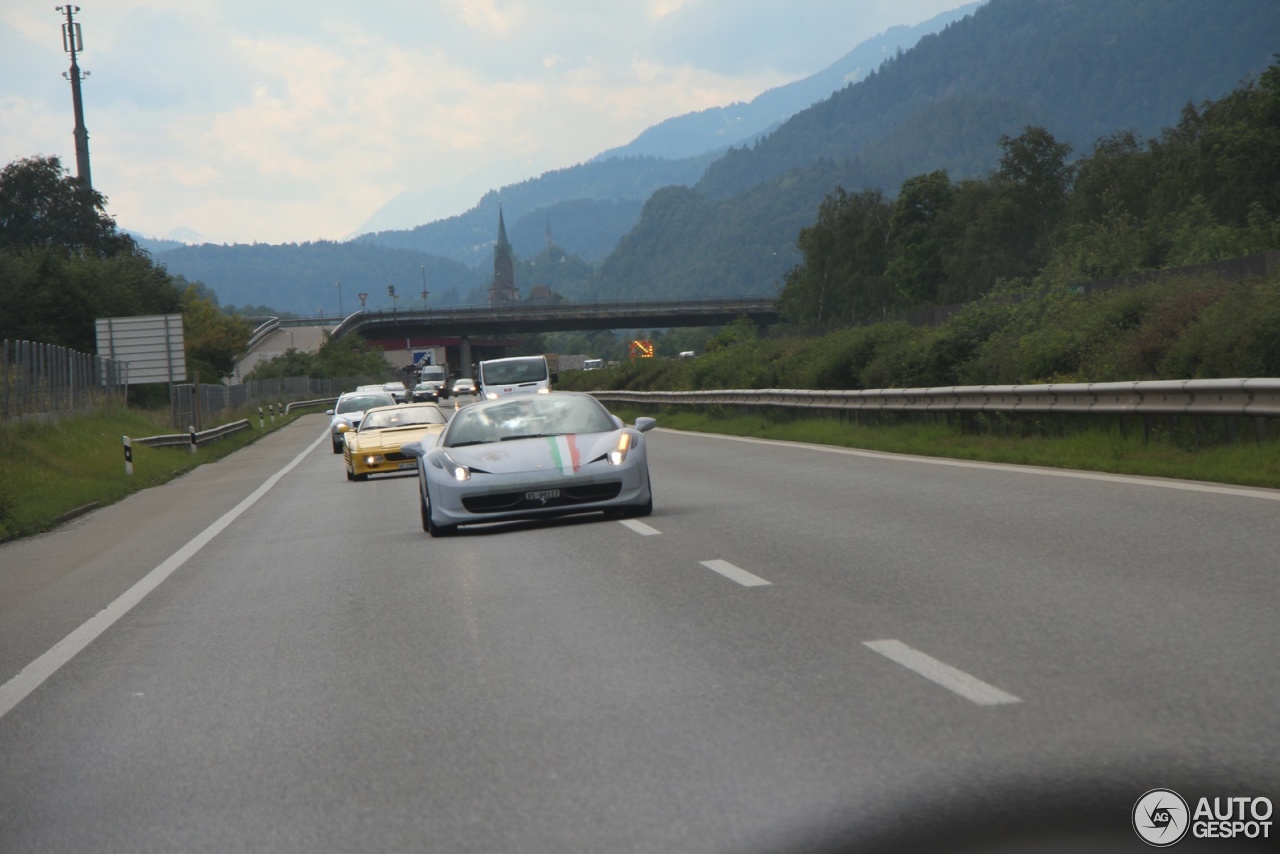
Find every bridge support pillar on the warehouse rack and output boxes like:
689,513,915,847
459,336,473,378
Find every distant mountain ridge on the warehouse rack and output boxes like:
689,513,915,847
347,3,982,265
147,0,1277,316
589,3,980,163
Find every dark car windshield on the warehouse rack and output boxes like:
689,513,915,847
444,395,615,447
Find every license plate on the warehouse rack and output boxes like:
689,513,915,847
526,489,560,503
398,462,416,470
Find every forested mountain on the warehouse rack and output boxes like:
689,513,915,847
595,0,1279,301
589,4,979,163
152,241,483,316
700,0,1278,201
354,155,713,266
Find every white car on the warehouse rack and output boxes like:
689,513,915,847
400,392,655,536
326,390,396,453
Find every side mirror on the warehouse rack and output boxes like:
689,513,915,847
337,423,352,433
325,409,335,415
400,440,427,458
635,417,657,433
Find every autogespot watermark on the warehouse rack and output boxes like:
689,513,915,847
1133,788,1273,846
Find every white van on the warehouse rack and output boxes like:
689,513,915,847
477,355,557,400
418,363,449,398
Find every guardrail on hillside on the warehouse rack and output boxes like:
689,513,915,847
592,378,1280,442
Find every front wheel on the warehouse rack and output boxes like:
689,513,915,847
421,483,456,537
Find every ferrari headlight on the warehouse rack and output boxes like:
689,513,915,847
439,452,471,481
363,455,383,466
607,433,632,466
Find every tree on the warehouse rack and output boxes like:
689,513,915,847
0,155,136,257
780,187,893,325
180,285,252,381
886,170,956,305
994,126,1073,264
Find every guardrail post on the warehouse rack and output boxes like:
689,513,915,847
123,435,133,475
258,406,264,428
269,403,275,423
189,425,197,454
278,401,284,420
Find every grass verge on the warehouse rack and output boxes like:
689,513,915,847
612,406,1280,490
0,405,311,542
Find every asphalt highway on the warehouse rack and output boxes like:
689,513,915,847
1,414,1277,852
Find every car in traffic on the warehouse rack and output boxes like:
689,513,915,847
450,377,478,396
411,381,442,402
418,364,450,398
400,392,655,536
326,389,397,453
341,402,450,480
477,355,556,400
382,381,409,403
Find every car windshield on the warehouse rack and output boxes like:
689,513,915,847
336,394,391,413
360,406,447,431
481,359,547,385
444,395,614,447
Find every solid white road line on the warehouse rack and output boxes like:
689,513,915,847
699,559,772,587
0,430,328,721
864,639,1021,706
618,519,661,535
665,429,1280,502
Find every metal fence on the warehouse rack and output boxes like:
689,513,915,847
1,337,383,428
1,339,130,423
169,374,387,430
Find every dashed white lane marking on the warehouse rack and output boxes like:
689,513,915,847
864,639,1021,706
699,559,772,587
0,431,328,722
618,519,661,535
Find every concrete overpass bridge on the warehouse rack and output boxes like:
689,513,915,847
240,296,779,378
328,296,778,341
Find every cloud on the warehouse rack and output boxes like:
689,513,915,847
1,1,975,243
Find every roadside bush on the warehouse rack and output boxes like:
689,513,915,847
1160,276,1280,377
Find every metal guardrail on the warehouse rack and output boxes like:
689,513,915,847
591,378,1280,418
285,398,338,414
134,419,252,448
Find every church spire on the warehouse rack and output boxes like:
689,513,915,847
488,205,519,305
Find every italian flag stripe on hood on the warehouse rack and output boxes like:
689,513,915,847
545,435,582,474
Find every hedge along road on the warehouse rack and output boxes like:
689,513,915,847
0,412,1277,852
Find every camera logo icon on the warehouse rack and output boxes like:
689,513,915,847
1134,788,1190,846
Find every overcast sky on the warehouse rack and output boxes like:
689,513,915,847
2,1,971,245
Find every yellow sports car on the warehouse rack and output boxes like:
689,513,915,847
342,403,449,481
